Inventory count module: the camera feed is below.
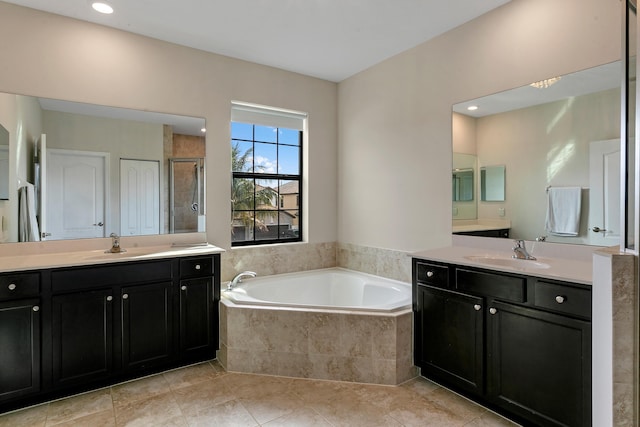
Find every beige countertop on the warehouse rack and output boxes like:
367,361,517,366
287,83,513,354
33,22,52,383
0,243,224,273
411,245,593,285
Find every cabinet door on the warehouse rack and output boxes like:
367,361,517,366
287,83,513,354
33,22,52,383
121,282,173,371
416,285,484,395
178,278,213,358
487,300,591,427
52,290,113,387
0,299,40,401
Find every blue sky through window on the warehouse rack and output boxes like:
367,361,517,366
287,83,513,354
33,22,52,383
231,122,300,175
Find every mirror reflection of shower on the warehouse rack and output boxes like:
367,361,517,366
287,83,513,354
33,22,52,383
169,158,205,233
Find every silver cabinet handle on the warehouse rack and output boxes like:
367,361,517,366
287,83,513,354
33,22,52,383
195,264,201,270
33,306,39,312
555,295,565,304
426,271,434,278
8,283,16,291
473,304,481,311
106,296,113,302
122,294,129,300
181,285,187,291
489,307,497,315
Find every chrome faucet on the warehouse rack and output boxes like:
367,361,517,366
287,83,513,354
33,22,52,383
227,271,257,290
512,240,536,260
106,232,126,253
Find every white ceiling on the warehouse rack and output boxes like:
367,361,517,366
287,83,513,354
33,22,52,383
2,0,511,82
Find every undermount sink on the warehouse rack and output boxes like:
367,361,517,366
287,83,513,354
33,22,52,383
464,255,551,270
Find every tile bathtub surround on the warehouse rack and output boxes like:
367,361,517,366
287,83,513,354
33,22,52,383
0,361,518,427
337,242,412,283
221,242,337,282
219,301,416,385
221,241,412,284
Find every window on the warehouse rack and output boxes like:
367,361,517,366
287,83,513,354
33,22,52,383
231,103,304,245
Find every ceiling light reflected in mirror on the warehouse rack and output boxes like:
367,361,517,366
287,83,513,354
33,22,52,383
91,2,113,14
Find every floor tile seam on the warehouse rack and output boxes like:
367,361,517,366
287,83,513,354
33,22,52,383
162,372,226,393
113,389,184,424
257,403,335,427
234,398,265,426
111,383,172,407
44,389,115,427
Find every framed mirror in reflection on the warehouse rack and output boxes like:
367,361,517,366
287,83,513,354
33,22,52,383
0,93,206,243
480,165,505,202
452,61,621,246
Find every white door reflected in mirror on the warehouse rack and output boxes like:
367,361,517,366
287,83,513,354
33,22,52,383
588,139,620,246
46,149,107,240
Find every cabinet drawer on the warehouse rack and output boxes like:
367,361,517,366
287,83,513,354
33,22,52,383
415,262,448,287
534,281,591,318
0,273,40,300
456,269,525,303
52,260,173,292
180,257,213,278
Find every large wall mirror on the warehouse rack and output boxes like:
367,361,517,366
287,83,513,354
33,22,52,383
0,93,206,243
452,60,621,246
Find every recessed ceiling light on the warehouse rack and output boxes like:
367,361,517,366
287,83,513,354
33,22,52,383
467,105,479,111
92,2,114,14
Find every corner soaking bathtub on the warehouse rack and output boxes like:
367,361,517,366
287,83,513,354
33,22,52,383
222,267,411,312
219,268,416,385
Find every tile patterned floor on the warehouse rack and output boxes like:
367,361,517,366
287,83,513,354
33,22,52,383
0,361,518,426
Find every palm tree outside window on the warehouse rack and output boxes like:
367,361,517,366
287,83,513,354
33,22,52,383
231,121,302,245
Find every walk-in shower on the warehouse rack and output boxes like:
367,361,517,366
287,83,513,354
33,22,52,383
169,158,205,233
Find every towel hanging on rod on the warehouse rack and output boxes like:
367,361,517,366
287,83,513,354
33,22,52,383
545,186,582,236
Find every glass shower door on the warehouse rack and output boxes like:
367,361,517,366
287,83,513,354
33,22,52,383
169,158,205,233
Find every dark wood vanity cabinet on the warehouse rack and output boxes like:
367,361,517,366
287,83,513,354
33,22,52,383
0,253,220,413
178,256,219,359
52,288,114,387
416,285,484,395
0,273,41,402
413,258,591,427
487,299,590,427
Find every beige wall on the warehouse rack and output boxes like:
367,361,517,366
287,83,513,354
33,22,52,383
337,0,620,252
0,1,338,250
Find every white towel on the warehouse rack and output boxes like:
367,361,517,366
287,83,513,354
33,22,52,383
545,186,582,236
18,183,41,242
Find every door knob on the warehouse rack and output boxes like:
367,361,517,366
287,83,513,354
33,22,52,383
591,226,607,233
489,307,497,315
93,222,104,227
122,294,129,300
473,304,482,311
8,283,16,291
426,271,434,278
181,285,187,291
